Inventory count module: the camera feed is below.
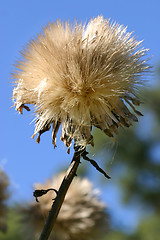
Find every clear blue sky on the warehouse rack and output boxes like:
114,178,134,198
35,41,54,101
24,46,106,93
1,0,160,232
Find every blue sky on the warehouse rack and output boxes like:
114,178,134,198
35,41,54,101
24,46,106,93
1,0,160,232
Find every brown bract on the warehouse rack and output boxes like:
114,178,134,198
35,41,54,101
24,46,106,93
12,16,149,149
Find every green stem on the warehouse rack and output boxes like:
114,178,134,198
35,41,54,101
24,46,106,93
39,149,81,240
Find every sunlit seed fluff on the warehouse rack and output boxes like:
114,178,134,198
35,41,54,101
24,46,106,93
0,169,9,233
12,16,149,148
19,173,109,240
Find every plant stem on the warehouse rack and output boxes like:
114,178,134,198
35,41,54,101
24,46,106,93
39,148,81,240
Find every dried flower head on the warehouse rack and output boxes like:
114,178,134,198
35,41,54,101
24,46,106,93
20,173,108,240
0,169,9,233
12,16,149,148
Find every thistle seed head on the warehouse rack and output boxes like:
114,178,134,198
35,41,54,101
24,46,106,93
20,173,109,240
12,16,149,148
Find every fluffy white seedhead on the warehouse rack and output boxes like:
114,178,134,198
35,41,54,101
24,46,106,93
20,173,108,240
12,16,149,148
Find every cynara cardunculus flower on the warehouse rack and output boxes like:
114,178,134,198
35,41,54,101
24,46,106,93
20,173,108,240
12,16,148,149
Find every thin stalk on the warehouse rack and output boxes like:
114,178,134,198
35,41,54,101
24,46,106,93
39,148,81,240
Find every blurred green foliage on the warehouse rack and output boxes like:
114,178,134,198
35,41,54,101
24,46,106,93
0,208,34,240
92,75,160,238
